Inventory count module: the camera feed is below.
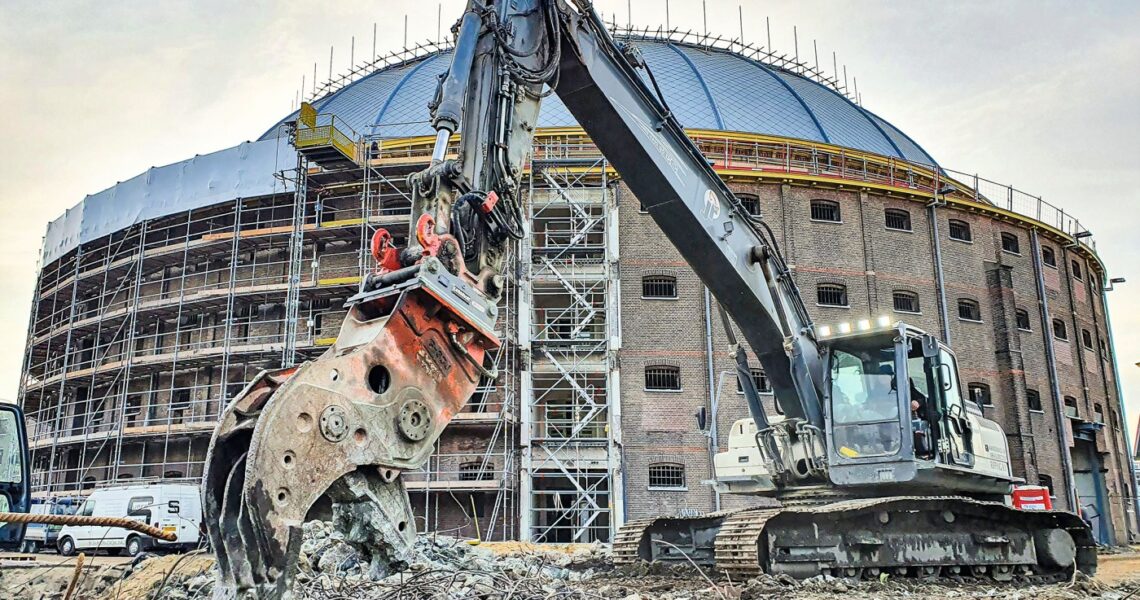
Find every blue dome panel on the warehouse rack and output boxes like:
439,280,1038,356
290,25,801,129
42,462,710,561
865,112,934,167
774,72,900,159
631,42,722,129
674,46,823,141
315,69,406,134
259,39,935,166
536,93,575,127
372,54,449,138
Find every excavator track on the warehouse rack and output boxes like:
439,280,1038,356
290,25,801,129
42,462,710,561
612,509,751,568
712,509,781,579
614,497,1096,583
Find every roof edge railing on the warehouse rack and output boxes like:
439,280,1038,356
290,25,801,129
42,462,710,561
363,128,1098,258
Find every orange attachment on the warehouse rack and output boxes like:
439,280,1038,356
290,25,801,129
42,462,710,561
415,214,442,257
370,229,402,272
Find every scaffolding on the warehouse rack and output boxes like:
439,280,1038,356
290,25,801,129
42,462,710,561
17,123,519,535
520,155,622,543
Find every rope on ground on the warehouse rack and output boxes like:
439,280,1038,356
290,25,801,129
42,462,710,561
0,512,176,541
62,552,85,600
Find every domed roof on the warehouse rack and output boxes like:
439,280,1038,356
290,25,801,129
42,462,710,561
261,38,935,165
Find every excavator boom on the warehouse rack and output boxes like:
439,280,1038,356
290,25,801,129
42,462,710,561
202,1,1095,597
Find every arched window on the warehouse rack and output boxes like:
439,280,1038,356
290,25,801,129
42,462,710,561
957,298,981,322
817,284,848,307
1038,474,1054,497
1015,308,1032,331
810,200,841,222
736,367,772,394
892,290,920,314
1071,260,1083,280
641,275,677,299
1000,232,1021,254
647,463,686,490
967,383,992,407
644,365,681,391
736,193,761,218
1052,319,1068,340
1026,389,1043,412
1063,396,1078,418
459,462,492,481
1041,246,1057,267
948,219,972,242
884,208,912,231
1081,329,1094,349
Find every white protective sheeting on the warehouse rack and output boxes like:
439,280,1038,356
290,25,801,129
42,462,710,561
42,137,296,264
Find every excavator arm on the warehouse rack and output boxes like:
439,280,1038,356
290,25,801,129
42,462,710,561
204,1,831,597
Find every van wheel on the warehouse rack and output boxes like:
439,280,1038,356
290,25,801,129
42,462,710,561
58,537,75,557
126,536,143,557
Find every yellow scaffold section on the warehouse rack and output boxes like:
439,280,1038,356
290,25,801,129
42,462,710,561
294,102,359,167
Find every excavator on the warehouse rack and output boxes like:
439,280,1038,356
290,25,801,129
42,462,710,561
201,0,1097,597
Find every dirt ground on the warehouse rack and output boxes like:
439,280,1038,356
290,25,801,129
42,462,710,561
3,548,1139,599
1089,552,1140,586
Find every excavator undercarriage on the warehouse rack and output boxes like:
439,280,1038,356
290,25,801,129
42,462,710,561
614,497,1096,583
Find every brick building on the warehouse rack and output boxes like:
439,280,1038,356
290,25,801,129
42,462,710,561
18,31,1135,545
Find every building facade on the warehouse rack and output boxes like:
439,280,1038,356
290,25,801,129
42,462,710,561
18,31,1135,545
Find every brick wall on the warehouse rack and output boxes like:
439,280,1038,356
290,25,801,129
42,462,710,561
614,179,1131,542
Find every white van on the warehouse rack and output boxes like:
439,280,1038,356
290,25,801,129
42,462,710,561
57,484,202,556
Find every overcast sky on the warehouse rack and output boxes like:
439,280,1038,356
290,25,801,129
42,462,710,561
1,1,1138,440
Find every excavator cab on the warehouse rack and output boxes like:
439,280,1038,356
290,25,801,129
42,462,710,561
822,322,1014,495
0,404,31,550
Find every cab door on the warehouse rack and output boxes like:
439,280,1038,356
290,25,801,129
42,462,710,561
928,342,974,467
0,404,30,550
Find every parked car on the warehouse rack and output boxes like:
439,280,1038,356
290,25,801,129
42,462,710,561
57,484,201,556
20,497,77,553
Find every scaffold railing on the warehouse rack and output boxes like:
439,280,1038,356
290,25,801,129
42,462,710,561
374,129,1100,259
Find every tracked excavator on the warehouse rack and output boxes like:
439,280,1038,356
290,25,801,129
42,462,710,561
202,0,1096,597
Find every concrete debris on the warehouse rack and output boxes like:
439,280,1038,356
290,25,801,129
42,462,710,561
8,521,1139,599
155,521,1140,600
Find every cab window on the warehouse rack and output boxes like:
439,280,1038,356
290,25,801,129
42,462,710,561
0,410,23,484
78,499,95,517
829,339,902,458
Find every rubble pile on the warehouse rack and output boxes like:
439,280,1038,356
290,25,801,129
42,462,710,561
148,522,1140,599
288,521,610,599
8,521,1136,599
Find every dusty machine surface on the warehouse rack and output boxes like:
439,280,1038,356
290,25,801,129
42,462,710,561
200,0,1097,597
